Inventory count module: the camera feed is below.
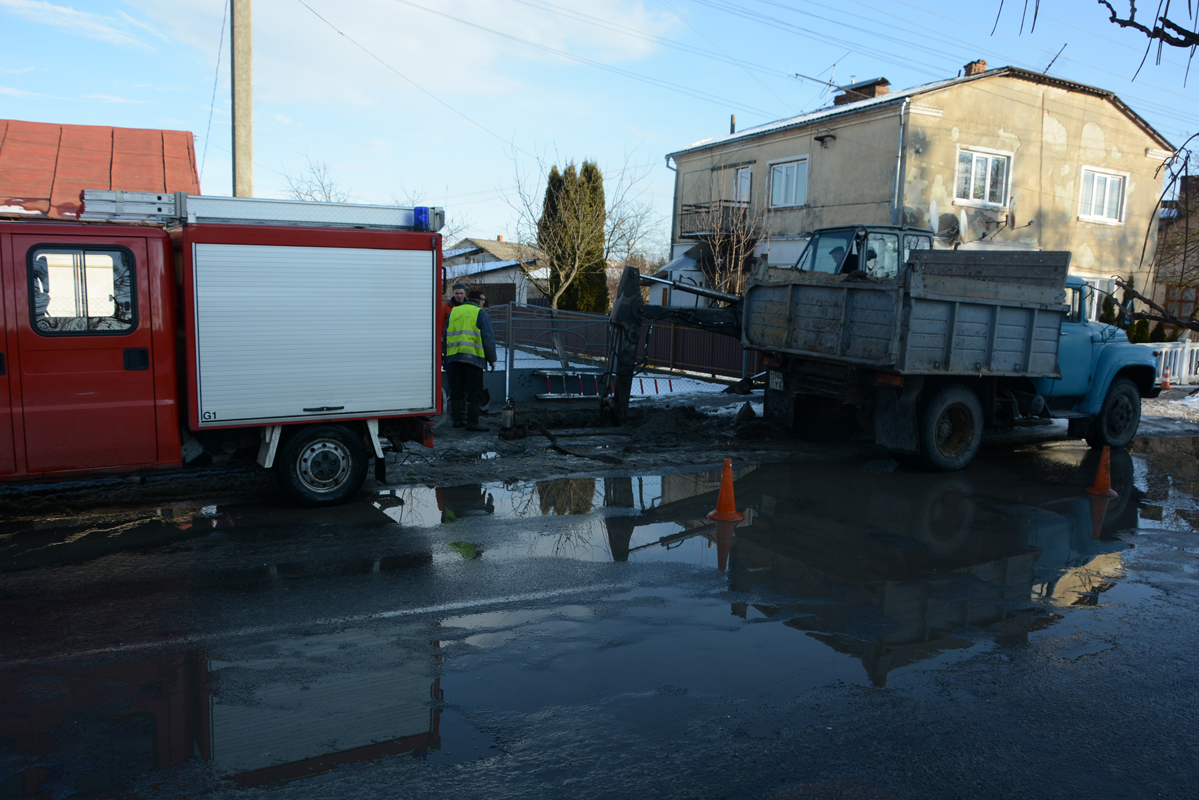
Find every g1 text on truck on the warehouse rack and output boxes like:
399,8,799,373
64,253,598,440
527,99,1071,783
0,190,444,505
743,225,1158,470
605,224,1157,471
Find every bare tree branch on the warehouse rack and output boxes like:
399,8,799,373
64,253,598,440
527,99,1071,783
282,154,353,203
1100,0,1199,49
505,149,665,311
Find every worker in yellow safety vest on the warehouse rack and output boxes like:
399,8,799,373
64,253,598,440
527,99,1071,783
444,289,497,432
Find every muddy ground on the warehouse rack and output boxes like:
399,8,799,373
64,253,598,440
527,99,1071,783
2,385,1198,515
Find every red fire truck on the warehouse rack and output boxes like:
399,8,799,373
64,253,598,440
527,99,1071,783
0,190,443,505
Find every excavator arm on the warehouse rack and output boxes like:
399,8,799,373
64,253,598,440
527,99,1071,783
600,266,743,425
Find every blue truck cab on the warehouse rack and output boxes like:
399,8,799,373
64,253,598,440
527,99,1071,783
1034,275,1159,448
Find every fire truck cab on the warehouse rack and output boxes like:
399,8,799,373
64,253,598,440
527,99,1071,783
0,191,443,505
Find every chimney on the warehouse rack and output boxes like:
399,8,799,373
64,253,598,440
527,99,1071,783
834,77,890,106
964,59,987,76
497,235,504,242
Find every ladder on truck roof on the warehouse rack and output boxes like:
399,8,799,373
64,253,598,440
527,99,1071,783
77,190,445,231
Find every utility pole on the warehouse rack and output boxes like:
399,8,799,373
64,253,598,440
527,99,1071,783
231,0,253,197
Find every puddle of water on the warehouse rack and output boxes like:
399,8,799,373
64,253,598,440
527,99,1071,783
3,443,1184,796
0,619,493,796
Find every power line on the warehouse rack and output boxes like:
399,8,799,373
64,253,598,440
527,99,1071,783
688,0,1199,133
200,0,229,182
192,131,290,180
509,0,796,90
655,0,794,107
389,0,786,118
294,0,537,158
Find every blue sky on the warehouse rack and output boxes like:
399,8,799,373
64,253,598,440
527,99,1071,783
2,0,1196,250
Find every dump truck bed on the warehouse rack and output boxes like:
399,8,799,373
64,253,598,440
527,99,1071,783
742,250,1071,377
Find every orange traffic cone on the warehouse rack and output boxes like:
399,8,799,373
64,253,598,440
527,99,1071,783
1089,493,1112,540
1086,446,1119,498
715,520,734,572
708,458,744,522
1162,365,1172,389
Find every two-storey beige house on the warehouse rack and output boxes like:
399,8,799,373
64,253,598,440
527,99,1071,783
666,61,1174,313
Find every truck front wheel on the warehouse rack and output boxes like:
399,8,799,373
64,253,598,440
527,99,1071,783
276,424,368,506
1085,377,1141,449
919,385,983,472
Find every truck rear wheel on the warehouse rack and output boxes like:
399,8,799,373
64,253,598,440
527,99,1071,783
919,385,983,472
1085,377,1141,449
276,424,368,507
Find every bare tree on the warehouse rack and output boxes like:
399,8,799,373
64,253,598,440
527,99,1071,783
282,154,353,203
1100,1,1199,53
507,151,665,311
674,156,772,300
679,195,770,298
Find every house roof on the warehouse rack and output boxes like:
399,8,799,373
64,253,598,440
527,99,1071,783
447,237,541,263
0,118,200,220
447,259,523,278
667,66,1174,160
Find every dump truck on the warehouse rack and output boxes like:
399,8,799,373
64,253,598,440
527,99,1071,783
0,190,444,505
605,225,1157,471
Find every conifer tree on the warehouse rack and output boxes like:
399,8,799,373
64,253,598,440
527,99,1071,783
535,160,610,313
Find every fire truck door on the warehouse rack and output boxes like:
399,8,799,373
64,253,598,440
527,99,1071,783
0,256,14,475
13,236,158,473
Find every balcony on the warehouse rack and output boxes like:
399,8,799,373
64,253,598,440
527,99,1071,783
679,200,752,238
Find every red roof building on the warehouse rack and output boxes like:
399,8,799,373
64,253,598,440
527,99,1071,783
0,119,200,220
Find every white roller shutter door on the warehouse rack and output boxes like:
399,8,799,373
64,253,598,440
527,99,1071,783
193,243,435,426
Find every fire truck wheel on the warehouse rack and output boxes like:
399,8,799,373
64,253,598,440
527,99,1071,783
276,424,368,507
1085,377,1141,449
918,384,983,472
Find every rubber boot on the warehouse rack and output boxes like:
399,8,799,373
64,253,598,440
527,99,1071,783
451,398,466,428
466,404,490,433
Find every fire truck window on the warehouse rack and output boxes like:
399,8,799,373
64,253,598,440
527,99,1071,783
30,249,135,334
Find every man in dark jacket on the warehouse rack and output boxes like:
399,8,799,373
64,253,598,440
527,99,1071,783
444,289,497,432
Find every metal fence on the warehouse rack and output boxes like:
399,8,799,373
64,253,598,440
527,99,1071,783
1140,340,1199,385
487,303,759,379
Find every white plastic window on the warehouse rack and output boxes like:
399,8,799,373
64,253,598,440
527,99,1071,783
734,167,752,204
1079,168,1125,222
770,159,808,208
955,150,1009,206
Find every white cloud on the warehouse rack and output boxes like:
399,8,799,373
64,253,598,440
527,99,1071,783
85,93,148,103
0,85,44,98
0,0,155,50
273,113,295,125
0,66,35,74
120,0,677,107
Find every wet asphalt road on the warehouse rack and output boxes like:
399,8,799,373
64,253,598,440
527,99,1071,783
1,439,1198,799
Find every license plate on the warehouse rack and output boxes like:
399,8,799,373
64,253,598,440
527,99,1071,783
768,371,784,391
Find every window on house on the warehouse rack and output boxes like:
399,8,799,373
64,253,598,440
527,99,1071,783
734,167,752,204
29,248,135,334
1079,168,1126,222
955,149,1009,206
1080,277,1114,322
1165,285,1197,321
770,159,808,208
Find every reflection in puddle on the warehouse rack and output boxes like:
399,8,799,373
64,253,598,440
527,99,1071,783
417,452,1144,687
0,619,494,797
0,446,1169,795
